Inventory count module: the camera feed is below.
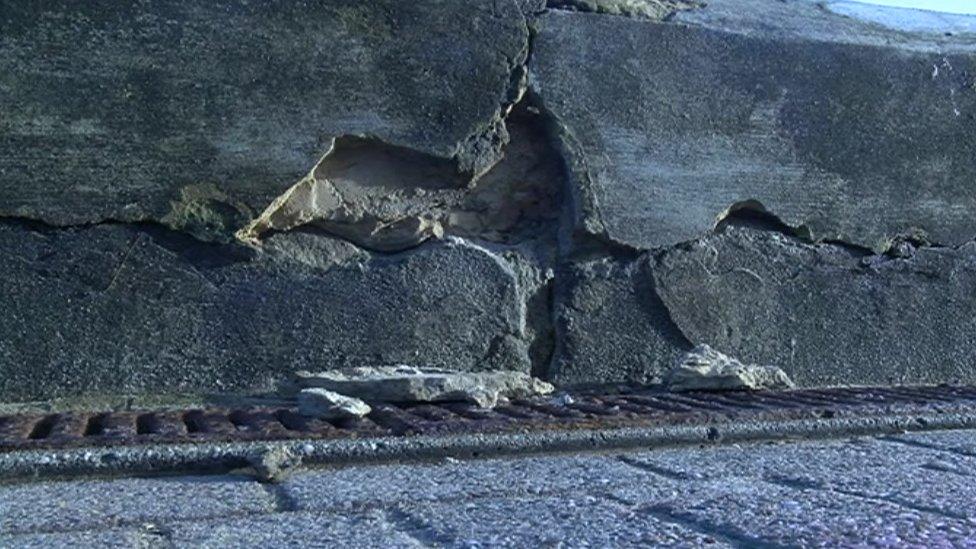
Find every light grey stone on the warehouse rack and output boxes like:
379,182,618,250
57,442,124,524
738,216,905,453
289,366,554,408
297,388,371,419
666,344,794,392
530,3,976,252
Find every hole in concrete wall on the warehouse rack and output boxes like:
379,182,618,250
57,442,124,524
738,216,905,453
312,137,468,193
245,99,568,251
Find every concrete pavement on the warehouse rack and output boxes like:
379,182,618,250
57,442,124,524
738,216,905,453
3,430,976,547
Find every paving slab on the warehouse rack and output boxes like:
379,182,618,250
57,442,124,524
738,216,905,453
281,454,656,512
622,435,976,519
398,495,733,548
0,474,272,535
0,527,161,549
612,471,976,546
165,509,420,549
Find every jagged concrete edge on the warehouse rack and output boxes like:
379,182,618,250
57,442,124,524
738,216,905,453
2,412,975,482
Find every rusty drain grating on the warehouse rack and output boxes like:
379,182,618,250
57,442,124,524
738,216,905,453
3,385,976,452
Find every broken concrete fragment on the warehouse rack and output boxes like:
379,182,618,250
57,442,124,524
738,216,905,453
547,0,702,20
666,344,794,392
0,0,530,234
531,3,976,251
289,366,554,408
297,388,371,420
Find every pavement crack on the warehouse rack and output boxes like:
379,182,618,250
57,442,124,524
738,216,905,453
616,455,694,481
604,493,784,549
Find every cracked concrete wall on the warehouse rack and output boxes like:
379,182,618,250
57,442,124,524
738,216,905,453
2,0,976,401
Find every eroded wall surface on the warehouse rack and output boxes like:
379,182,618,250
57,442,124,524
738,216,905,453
2,0,975,400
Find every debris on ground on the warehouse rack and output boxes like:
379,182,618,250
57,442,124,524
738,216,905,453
286,365,555,408
297,388,372,420
666,344,795,392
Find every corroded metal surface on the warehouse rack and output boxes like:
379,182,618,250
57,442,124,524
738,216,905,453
3,385,976,452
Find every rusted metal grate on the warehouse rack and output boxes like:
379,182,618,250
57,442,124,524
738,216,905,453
2,385,976,452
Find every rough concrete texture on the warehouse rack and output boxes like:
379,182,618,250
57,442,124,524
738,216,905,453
0,224,531,401
289,366,554,408
0,0,530,230
3,0,976,401
666,344,794,392
552,256,690,386
530,2,976,252
652,223,976,388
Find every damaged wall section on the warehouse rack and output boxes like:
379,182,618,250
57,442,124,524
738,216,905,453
0,222,533,402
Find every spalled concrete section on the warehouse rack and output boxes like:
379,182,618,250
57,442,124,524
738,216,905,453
530,2,976,252
652,224,976,388
0,0,530,231
0,224,530,401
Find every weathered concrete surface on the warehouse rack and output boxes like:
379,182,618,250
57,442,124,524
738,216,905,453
551,257,689,386
531,2,976,252
0,0,530,231
652,223,976,388
0,224,530,401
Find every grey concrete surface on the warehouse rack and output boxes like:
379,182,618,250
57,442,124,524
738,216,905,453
3,430,976,547
0,474,273,536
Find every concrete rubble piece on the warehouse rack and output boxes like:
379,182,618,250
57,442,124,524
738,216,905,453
297,389,372,420
288,366,555,408
666,345,795,392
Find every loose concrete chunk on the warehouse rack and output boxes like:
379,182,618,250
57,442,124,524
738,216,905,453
289,366,554,408
666,344,794,392
297,389,371,420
